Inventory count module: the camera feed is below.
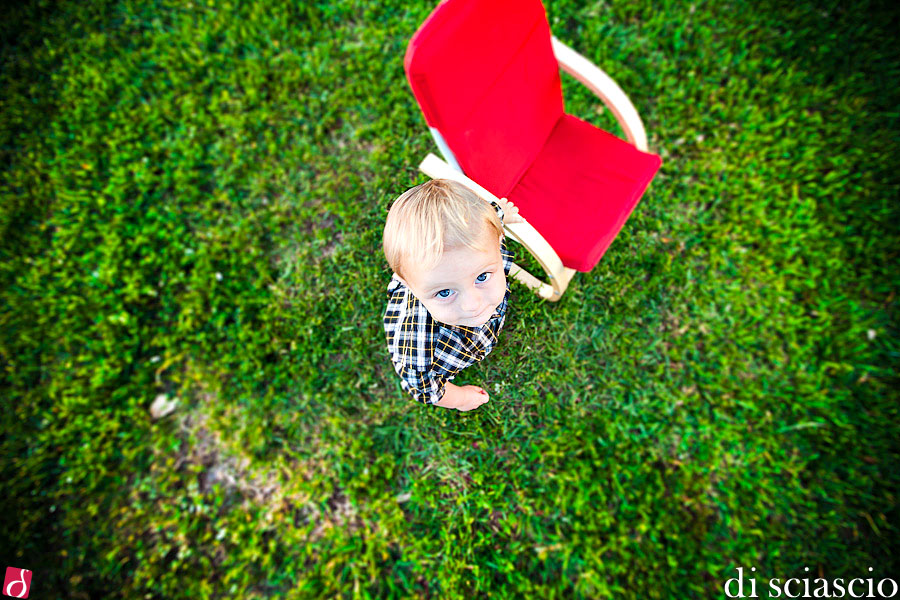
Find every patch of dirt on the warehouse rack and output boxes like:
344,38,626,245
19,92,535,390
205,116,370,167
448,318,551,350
173,410,283,506
170,380,363,539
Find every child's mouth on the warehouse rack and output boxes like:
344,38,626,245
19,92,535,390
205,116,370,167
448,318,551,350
466,306,492,323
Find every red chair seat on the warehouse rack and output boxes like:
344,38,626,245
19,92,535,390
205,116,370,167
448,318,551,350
508,114,662,272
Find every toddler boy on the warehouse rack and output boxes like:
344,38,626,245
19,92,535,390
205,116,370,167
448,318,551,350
382,179,522,411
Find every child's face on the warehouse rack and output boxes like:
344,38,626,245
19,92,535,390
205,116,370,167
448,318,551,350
397,231,507,328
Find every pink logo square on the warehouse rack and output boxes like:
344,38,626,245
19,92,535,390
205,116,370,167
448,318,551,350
3,567,31,599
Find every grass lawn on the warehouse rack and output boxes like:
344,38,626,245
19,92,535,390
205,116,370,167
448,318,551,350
1,0,898,597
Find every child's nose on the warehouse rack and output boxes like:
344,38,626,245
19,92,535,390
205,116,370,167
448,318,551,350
459,291,480,313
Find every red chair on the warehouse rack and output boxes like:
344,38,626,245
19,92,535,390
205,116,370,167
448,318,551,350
405,0,662,301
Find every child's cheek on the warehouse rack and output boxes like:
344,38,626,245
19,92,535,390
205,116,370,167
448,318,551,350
494,277,506,304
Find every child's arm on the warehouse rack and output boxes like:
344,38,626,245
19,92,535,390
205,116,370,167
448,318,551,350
434,381,490,411
384,281,491,411
391,362,489,411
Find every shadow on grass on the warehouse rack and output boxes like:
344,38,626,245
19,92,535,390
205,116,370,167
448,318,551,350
743,1,900,573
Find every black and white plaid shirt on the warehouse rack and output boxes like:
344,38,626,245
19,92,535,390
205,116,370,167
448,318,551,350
383,201,514,406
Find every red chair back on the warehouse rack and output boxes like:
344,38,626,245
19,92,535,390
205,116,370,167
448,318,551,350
404,0,563,197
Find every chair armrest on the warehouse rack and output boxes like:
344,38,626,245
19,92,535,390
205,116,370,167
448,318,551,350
551,36,649,152
418,153,575,300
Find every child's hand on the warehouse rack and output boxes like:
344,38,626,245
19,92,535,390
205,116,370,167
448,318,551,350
497,197,524,224
455,385,490,412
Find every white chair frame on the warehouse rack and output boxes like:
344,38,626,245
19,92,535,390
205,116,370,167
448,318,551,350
418,36,650,302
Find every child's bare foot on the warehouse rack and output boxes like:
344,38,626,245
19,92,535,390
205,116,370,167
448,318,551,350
436,382,490,411
455,385,489,411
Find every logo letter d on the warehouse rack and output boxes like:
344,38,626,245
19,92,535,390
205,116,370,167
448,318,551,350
4,568,31,598
725,567,745,598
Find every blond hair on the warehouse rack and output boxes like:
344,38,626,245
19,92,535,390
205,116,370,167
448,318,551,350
383,179,503,279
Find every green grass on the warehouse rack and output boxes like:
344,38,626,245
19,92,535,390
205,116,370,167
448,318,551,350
1,0,898,597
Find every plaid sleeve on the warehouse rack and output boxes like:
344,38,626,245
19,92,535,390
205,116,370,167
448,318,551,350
490,199,505,223
383,277,446,406
500,236,514,276
395,365,447,405
490,200,515,276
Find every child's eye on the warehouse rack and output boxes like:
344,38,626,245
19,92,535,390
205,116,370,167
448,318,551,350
476,272,491,283
435,289,454,299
